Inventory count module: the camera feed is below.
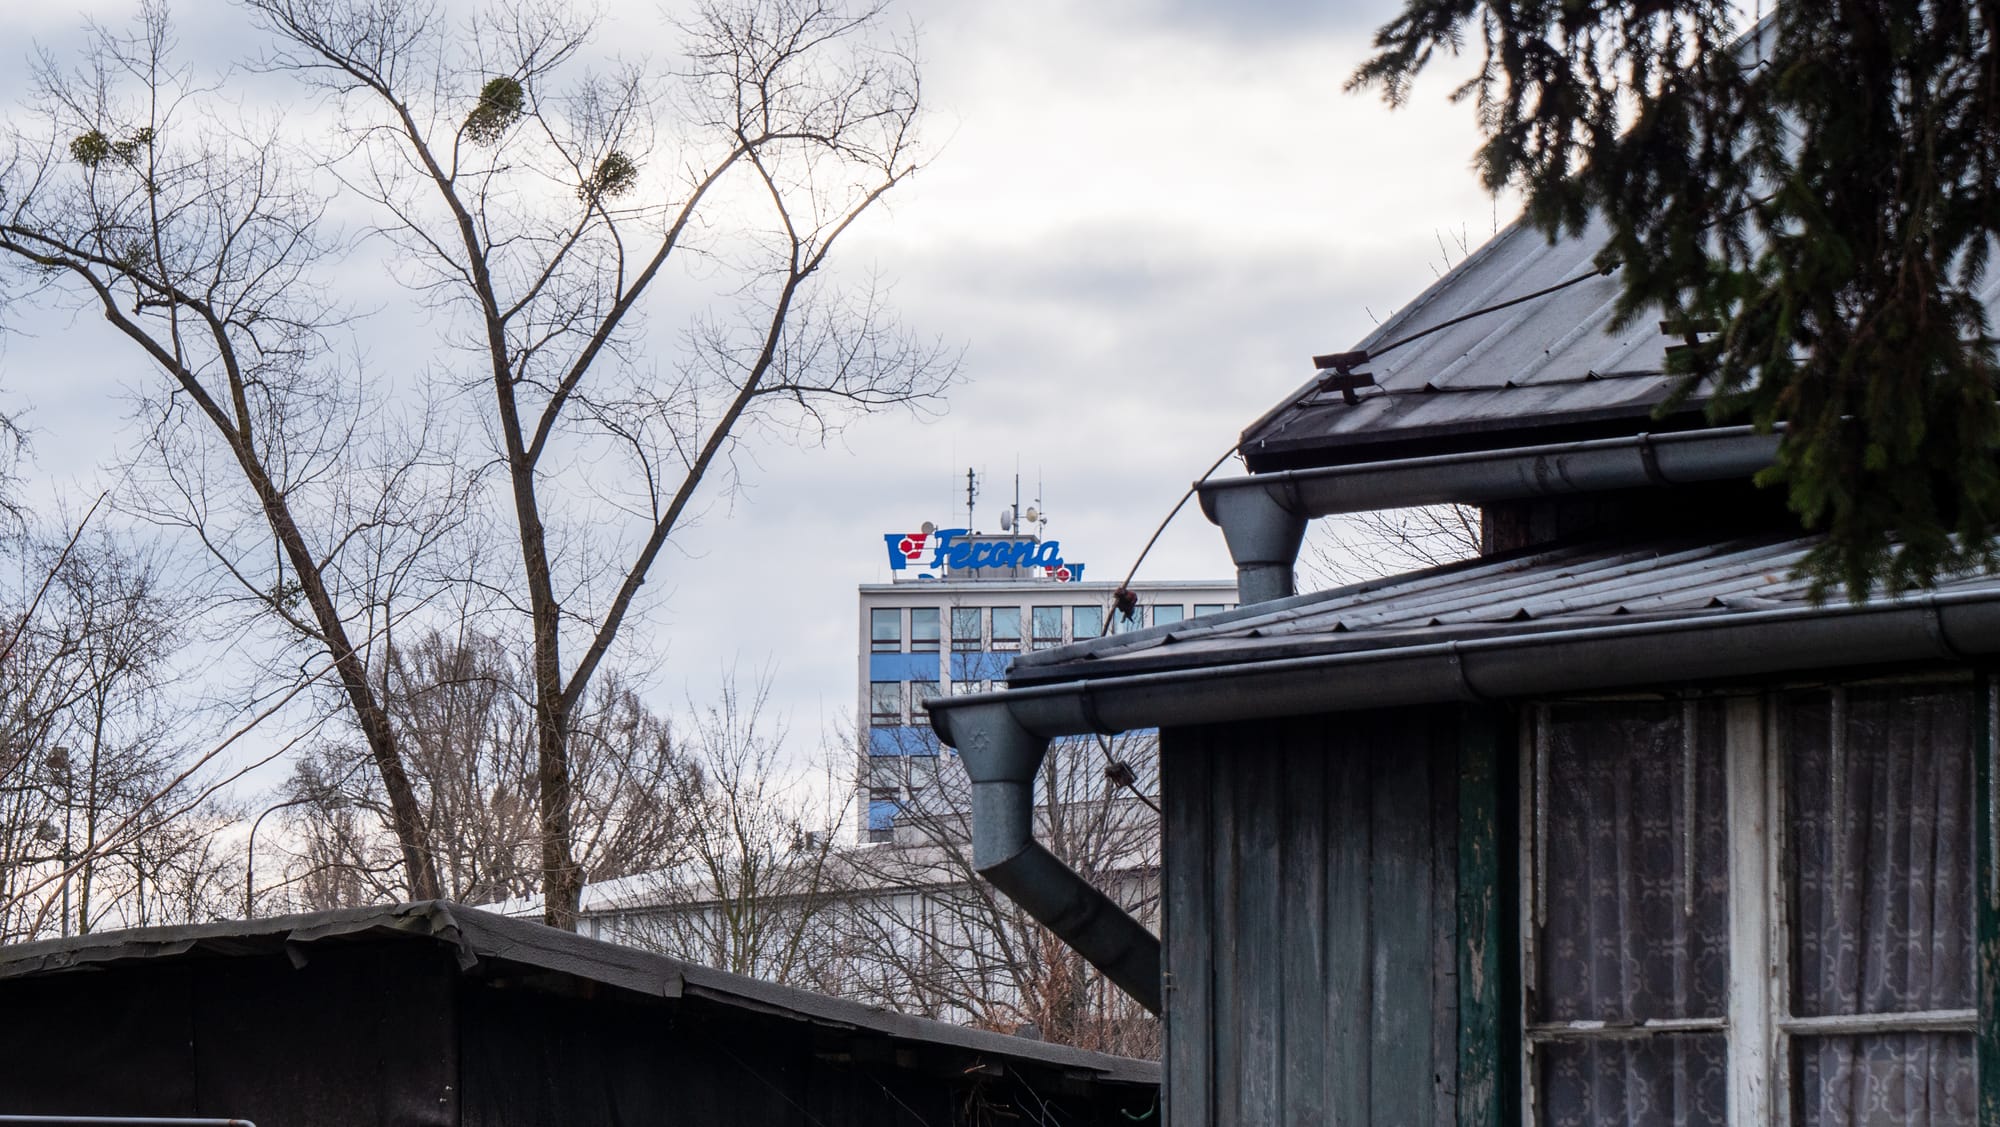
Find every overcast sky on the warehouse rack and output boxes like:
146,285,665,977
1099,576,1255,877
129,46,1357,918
0,0,1508,780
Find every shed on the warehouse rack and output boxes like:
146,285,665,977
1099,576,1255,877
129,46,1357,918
0,901,1159,1126
927,196,2000,1125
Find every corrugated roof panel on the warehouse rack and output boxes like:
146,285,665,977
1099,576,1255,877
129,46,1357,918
1007,535,2000,684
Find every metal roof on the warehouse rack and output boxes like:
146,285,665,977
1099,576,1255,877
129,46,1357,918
1006,534,2000,684
0,900,1160,1087
1239,211,2000,470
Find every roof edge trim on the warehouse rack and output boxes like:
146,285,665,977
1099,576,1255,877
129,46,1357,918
1201,424,1780,520
927,587,2000,740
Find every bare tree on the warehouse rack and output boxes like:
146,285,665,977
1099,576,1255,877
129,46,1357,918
0,525,241,941
240,0,953,927
0,7,472,900
267,624,698,912
600,675,851,988
1,0,950,926
833,734,1162,1058
1302,504,1483,590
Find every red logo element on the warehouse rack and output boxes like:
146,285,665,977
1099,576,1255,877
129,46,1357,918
897,533,927,562
1053,566,1072,582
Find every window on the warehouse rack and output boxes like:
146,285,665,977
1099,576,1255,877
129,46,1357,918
867,756,903,789
1522,683,1978,1126
1073,605,1105,639
910,607,940,653
1151,604,1185,627
910,678,938,726
951,678,987,696
869,681,902,727
1193,603,1227,618
991,606,1022,650
1113,605,1145,634
1032,606,1064,648
870,607,901,653
951,607,983,652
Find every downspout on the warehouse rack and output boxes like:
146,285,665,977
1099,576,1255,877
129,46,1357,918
929,701,1163,1015
1200,425,1782,603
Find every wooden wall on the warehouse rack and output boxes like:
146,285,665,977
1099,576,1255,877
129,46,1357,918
1162,707,1511,1126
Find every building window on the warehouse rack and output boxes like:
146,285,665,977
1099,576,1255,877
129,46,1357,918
1522,683,1977,1126
869,681,902,727
1073,605,1104,639
991,606,1022,650
1113,605,1145,634
911,607,940,653
1151,604,1185,627
870,607,901,653
951,678,986,696
1193,603,1227,618
951,607,983,652
911,678,938,726
1032,606,1064,648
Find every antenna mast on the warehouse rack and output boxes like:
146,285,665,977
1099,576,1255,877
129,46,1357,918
965,467,978,530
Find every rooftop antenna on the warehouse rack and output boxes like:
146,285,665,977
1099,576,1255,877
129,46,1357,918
965,467,978,531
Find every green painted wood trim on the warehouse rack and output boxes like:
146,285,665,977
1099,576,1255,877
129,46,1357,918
1978,673,1998,1123
1457,707,1505,1127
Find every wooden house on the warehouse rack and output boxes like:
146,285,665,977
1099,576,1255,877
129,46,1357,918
928,210,2000,1124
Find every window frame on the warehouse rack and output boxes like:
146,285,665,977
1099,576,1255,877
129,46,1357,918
1517,680,1986,1126
991,605,1023,651
868,680,903,727
910,607,941,653
1031,605,1064,648
870,607,902,653
950,606,983,652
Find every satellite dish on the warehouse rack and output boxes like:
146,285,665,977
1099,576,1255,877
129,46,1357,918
920,520,936,535
1023,507,1039,524
999,509,1013,532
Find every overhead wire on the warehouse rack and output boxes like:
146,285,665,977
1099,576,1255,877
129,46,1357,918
1079,261,1620,808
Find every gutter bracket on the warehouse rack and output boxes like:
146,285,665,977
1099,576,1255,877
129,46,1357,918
934,701,1164,1015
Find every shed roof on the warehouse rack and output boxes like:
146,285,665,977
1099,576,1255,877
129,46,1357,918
1240,212,2000,471
0,900,1159,1088
1008,533,2000,685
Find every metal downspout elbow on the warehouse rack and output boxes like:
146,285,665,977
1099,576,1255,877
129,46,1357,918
934,702,1165,1015
1199,482,1307,605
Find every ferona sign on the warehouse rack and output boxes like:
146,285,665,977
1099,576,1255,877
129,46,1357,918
884,529,1085,581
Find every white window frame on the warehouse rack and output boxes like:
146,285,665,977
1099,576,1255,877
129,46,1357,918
1519,683,1980,1126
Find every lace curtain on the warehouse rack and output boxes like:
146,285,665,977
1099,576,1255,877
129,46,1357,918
1783,685,1975,1127
1537,700,1730,1126
1535,686,1977,1127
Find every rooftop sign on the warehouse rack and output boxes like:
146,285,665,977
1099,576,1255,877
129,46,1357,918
885,529,1085,581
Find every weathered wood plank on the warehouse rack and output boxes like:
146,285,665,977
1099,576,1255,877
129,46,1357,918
1370,713,1435,1127
1325,725,1374,1127
1429,716,1459,1127
1161,726,1212,1127
1977,676,1999,1125
1235,730,1283,1124
1279,722,1330,1126
1457,707,1504,1127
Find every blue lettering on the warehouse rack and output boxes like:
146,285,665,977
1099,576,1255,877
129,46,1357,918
1034,541,1062,567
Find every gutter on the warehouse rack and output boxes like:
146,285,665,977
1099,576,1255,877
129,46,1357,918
1199,425,1781,602
930,588,2000,743
926,703,1164,1015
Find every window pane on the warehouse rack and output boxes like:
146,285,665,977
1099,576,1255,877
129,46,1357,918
1783,685,1974,1017
1538,699,1729,1023
870,607,901,652
1113,606,1144,634
1792,1033,1974,1126
1540,1035,1727,1127
1072,605,1104,639
869,681,901,725
991,606,1021,648
1152,605,1184,626
1032,606,1064,646
910,679,938,725
910,607,940,652
951,607,982,650
1193,603,1226,618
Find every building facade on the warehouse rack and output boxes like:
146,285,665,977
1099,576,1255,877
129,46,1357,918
858,526,1233,841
